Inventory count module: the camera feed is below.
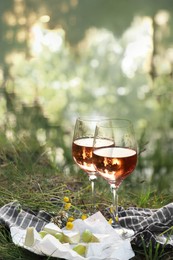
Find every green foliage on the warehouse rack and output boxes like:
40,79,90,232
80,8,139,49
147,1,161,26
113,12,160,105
140,236,173,260
0,1,173,191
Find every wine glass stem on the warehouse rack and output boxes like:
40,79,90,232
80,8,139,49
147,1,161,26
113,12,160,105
89,175,97,210
91,179,95,204
111,184,119,225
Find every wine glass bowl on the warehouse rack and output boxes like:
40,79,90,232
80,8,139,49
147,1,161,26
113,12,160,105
93,147,137,188
93,118,137,226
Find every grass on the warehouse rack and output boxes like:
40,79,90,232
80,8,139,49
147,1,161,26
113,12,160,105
0,140,173,259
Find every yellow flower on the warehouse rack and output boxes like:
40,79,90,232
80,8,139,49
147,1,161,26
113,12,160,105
81,214,87,220
68,216,74,222
108,218,113,225
66,221,74,230
63,196,70,203
64,202,71,210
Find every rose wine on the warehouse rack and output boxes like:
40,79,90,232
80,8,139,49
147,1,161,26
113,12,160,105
72,137,95,174
72,138,114,175
93,147,137,187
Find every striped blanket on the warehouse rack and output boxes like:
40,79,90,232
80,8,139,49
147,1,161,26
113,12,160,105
1,201,173,249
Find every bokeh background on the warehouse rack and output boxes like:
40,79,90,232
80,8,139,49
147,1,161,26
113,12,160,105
1,0,173,193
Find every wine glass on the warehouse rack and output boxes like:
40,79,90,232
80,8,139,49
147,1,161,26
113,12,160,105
72,116,106,209
92,118,137,227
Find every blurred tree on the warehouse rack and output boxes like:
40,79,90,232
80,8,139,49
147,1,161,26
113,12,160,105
0,0,173,190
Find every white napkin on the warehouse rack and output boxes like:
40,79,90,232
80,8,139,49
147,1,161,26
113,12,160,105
10,211,135,260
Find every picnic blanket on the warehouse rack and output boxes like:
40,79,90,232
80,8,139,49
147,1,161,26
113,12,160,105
1,201,173,249
118,204,173,247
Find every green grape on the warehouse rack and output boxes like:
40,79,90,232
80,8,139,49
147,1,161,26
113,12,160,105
73,244,86,256
81,229,93,242
39,231,48,238
81,229,100,243
54,232,64,242
63,231,80,244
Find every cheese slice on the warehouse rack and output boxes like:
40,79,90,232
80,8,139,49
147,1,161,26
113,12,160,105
43,223,62,235
24,227,35,247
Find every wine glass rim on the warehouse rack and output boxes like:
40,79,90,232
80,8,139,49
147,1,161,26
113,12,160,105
97,118,133,128
77,116,108,122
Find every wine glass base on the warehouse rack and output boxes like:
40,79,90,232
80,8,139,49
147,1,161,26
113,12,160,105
111,218,134,239
107,207,134,240
114,226,135,240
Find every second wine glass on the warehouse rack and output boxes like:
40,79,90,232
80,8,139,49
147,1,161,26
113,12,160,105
93,118,138,227
72,116,105,208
